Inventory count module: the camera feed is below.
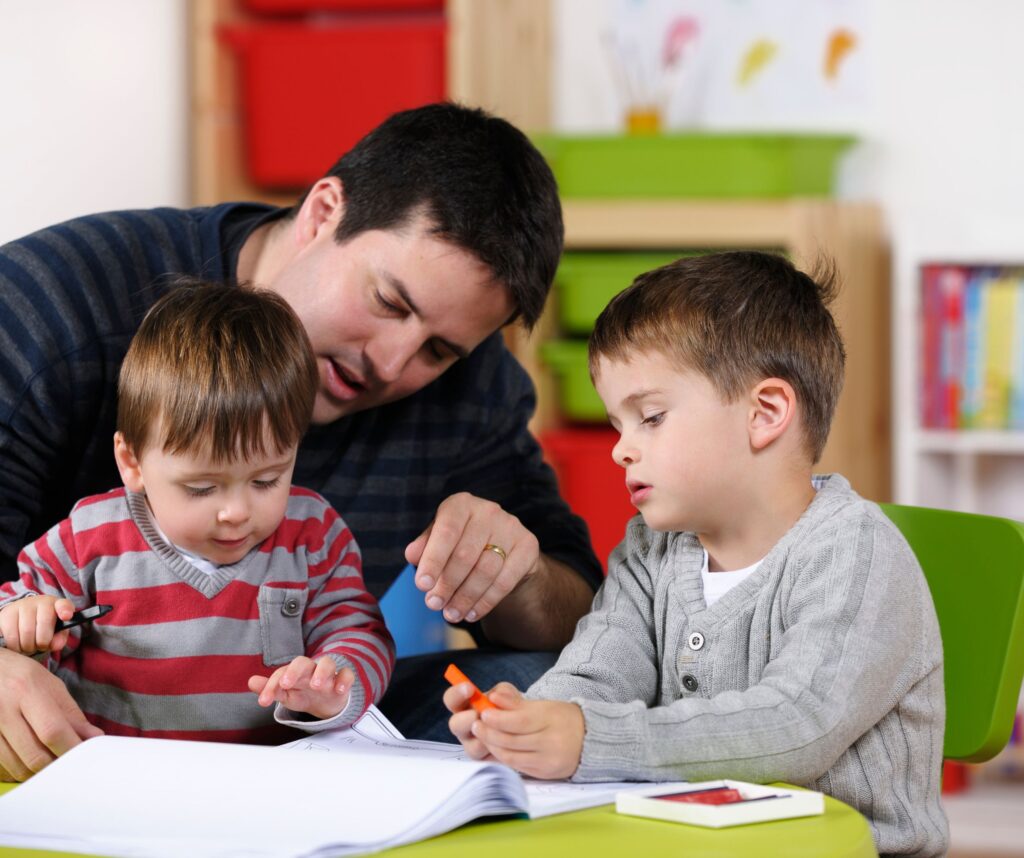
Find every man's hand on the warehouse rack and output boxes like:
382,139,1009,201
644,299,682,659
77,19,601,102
0,648,103,781
445,681,584,780
248,656,354,721
406,493,540,625
0,595,75,655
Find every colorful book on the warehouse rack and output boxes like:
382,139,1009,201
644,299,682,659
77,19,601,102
919,265,943,428
960,270,989,428
977,276,1016,428
938,267,966,428
1011,273,1024,429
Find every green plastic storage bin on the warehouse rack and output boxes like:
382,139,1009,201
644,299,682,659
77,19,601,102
534,133,855,199
541,339,605,422
557,252,692,334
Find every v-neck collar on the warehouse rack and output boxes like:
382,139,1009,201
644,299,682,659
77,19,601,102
124,490,253,598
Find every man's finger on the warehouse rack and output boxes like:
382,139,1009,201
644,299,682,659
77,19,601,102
462,542,529,622
405,520,433,570
54,685,104,742
441,546,506,622
418,516,472,607
0,732,33,782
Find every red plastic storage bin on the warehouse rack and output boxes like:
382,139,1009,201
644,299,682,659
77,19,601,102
221,17,446,188
240,0,442,13
540,428,635,572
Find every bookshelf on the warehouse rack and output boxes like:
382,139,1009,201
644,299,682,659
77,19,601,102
893,245,1024,515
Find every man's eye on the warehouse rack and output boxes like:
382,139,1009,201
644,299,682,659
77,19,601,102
375,290,403,314
641,412,665,427
426,341,450,362
184,485,215,498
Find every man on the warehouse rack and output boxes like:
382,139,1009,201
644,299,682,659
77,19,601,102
0,103,602,778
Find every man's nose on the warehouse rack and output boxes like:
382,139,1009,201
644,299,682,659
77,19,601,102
371,329,421,384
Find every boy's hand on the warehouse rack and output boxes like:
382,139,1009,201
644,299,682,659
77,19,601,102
0,596,75,655
443,677,497,762
248,657,353,720
445,681,585,780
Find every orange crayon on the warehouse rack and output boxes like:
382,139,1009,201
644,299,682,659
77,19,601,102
444,663,497,713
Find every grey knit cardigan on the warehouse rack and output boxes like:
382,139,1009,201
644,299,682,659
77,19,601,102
529,475,949,857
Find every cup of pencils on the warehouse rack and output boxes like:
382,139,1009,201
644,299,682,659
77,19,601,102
605,16,699,136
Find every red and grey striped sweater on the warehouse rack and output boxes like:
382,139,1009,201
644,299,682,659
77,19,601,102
0,486,394,744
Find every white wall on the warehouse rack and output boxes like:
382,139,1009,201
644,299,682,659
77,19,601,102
0,0,188,245
554,0,1024,250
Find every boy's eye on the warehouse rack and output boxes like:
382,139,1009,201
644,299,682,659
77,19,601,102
184,485,215,498
253,477,281,491
641,412,665,427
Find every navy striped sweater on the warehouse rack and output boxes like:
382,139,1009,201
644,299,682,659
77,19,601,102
0,205,603,613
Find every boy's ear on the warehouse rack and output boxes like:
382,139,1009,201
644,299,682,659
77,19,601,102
113,432,145,493
747,378,797,451
294,177,345,249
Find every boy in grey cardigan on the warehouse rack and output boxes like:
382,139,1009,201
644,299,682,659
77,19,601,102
445,251,948,857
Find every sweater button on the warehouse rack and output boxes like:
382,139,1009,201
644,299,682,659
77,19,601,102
282,597,302,617
687,632,705,651
681,674,699,692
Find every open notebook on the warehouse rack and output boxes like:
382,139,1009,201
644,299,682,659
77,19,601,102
0,706,686,858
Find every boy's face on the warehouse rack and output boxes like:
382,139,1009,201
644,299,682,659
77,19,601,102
594,351,751,534
269,198,514,426
115,434,297,566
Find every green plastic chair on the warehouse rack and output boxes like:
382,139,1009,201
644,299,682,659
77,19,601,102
881,504,1024,762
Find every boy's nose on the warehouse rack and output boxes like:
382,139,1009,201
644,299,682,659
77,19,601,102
217,498,249,524
612,437,637,467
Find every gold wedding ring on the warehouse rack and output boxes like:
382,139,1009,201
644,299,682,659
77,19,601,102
483,543,507,562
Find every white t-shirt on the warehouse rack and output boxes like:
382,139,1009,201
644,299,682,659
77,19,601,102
700,548,763,607
150,516,221,575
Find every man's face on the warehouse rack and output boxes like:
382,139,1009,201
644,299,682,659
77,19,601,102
267,207,514,425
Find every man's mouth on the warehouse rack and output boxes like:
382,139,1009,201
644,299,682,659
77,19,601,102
324,357,367,401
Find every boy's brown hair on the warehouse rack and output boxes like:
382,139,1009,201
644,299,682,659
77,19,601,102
588,251,846,463
117,279,318,462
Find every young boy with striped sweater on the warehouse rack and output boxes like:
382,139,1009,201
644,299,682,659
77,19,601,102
0,281,394,744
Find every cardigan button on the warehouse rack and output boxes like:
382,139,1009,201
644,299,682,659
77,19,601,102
681,674,699,692
282,597,302,617
687,632,705,651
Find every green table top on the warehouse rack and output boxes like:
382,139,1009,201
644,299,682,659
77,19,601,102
0,782,877,858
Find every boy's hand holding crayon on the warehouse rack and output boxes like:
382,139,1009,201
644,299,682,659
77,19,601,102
0,596,76,655
249,657,355,720
443,664,585,780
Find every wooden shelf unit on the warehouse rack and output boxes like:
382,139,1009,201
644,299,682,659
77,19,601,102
514,199,891,502
189,0,891,502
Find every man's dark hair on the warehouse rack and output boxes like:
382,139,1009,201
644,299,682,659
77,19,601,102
291,102,563,330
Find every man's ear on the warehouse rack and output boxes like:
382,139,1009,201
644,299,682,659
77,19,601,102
113,432,145,493
293,176,345,250
748,378,798,451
